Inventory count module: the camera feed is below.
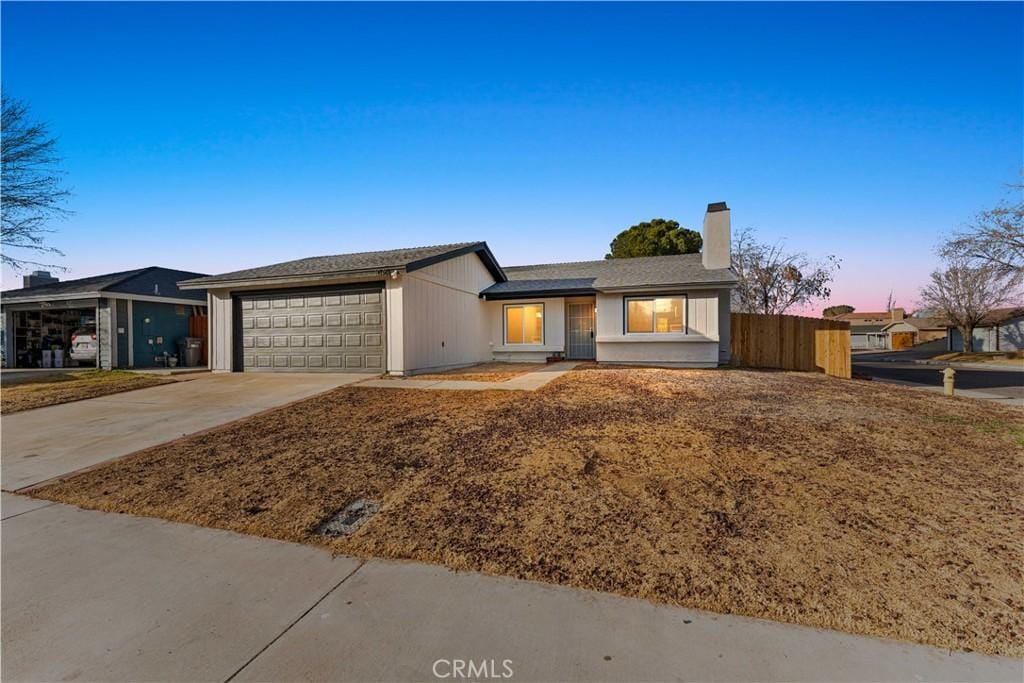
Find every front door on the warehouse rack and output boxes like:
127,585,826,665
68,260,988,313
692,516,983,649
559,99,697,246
566,302,596,360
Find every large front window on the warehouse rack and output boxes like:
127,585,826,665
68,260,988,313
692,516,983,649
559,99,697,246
504,303,544,344
625,296,685,333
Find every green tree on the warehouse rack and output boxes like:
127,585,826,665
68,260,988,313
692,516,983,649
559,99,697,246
823,305,855,317
605,218,702,259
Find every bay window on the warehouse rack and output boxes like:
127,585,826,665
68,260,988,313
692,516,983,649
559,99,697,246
625,296,685,334
504,303,544,344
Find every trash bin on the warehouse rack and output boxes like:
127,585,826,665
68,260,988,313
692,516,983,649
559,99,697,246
177,337,203,367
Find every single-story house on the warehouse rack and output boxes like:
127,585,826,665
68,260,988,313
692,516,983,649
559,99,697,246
178,202,737,375
1,267,208,369
837,309,947,350
849,324,888,350
947,307,1024,352
880,309,948,349
833,311,891,350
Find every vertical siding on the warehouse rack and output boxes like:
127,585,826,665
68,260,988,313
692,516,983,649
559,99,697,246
131,301,190,367
487,297,566,358
595,290,720,338
400,253,495,373
385,278,404,374
115,299,129,367
594,290,722,366
208,289,234,371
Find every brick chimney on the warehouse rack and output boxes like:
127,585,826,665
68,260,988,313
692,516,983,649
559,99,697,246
702,202,731,270
22,270,58,288
891,307,905,322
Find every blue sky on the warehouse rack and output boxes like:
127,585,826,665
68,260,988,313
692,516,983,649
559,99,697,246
2,2,1021,312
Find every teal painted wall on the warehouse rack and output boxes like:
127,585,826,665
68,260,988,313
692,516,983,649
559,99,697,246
132,301,190,367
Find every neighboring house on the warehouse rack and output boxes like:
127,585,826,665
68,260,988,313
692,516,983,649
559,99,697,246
1,268,208,369
835,308,947,350
947,307,1024,352
880,309,948,349
178,203,737,374
833,311,890,350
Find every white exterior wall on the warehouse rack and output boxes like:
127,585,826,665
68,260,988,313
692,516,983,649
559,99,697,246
385,278,405,375
398,253,495,374
594,290,721,367
488,297,566,362
208,289,234,372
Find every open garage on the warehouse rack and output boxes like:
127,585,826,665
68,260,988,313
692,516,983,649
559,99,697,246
2,268,209,369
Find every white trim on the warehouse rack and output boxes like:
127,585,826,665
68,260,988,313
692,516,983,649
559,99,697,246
102,293,205,306
2,291,203,307
597,334,716,343
503,302,546,345
623,294,688,335
180,271,395,291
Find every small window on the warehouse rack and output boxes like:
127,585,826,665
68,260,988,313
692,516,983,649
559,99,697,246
504,303,544,344
625,296,685,333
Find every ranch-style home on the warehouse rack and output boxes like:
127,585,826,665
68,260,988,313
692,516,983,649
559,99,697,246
178,202,736,375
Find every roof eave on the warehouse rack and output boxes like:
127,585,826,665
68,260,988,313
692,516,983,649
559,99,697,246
481,287,598,300
178,268,406,290
406,242,507,283
1,291,104,305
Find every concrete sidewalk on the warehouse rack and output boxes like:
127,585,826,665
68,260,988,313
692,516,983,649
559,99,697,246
3,495,1019,683
359,361,579,392
1,372,365,491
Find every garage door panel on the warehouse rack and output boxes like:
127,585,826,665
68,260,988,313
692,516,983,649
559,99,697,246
239,288,384,373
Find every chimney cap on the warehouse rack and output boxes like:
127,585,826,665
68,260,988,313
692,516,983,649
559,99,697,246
707,201,729,213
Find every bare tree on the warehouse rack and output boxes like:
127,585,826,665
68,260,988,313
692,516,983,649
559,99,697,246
919,258,1021,351
941,183,1024,276
884,290,897,313
1,96,71,270
731,228,840,315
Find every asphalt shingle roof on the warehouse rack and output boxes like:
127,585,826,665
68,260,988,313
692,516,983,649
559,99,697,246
181,242,499,286
482,253,736,297
2,267,209,302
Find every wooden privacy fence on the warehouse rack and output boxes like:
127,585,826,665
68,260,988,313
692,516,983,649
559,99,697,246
731,313,851,379
188,315,209,365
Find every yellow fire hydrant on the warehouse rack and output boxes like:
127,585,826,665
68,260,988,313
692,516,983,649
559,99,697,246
942,367,956,397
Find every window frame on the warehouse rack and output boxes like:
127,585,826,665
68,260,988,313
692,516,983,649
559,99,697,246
623,294,688,335
503,302,546,345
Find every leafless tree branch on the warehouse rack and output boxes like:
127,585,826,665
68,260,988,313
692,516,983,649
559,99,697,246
730,228,840,315
1,95,71,271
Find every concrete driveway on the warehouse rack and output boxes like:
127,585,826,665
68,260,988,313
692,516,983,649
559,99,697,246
1,373,366,491
2,495,1019,683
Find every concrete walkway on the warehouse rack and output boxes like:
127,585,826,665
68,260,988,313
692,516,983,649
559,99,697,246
2,495,1019,683
359,361,579,392
1,372,366,491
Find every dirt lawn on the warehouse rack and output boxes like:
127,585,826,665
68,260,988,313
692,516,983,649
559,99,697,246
1,370,177,414
409,362,549,382
31,367,1023,656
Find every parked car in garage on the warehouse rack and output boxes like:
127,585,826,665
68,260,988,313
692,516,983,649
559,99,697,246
69,326,98,364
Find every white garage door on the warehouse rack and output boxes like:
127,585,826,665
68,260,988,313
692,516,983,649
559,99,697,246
238,288,384,372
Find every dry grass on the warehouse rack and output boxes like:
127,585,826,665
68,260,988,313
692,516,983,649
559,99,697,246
1,370,176,414
932,351,1024,366
410,362,549,382
31,368,1024,656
